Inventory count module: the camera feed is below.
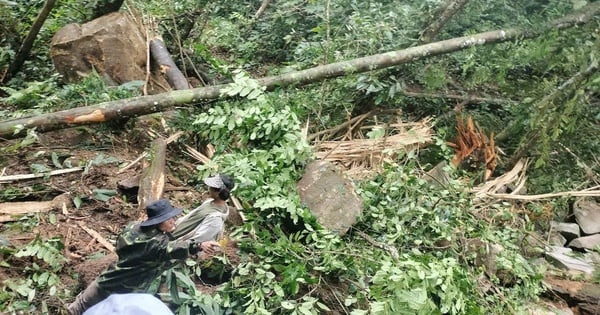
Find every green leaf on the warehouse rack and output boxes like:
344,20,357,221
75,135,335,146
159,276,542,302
93,189,117,202
73,196,83,209
119,80,146,90
247,89,262,99
169,271,180,304
281,301,295,310
51,152,62,168
298,305,313,315
30,163,51,174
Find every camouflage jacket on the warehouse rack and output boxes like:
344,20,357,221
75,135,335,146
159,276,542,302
96,223,198,294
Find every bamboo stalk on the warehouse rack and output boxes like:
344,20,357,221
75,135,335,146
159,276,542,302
0,167,83,183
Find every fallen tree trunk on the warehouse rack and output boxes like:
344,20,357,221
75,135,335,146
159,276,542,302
149,37,190,90
0,3,597,140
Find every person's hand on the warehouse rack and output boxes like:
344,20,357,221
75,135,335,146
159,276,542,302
200,241,220,255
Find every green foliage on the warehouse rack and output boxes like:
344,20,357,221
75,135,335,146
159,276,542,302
368,257,479,314
0,72,140,120
2,0,596,314
191,95,311,222
159,267,230,315
1,236,67,314
177,93,546,313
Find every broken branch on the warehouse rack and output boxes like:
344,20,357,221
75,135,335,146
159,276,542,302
77,222,116,253
0,167,83,183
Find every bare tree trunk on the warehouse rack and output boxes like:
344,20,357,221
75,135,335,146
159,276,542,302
0,3,597,140
0,193,70,223
150,37,191,90
2,0,56,83
420,0,469,43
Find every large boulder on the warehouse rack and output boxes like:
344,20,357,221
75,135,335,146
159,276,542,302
573,198,600,234
50,12,168,93
297,160,362,235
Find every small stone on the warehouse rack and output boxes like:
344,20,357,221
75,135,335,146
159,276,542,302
550,221,580,242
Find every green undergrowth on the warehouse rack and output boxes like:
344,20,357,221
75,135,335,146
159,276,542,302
162,92,546,314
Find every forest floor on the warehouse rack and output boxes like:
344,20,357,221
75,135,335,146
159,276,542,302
0,117,594,314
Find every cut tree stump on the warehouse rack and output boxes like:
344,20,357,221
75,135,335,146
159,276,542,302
137,137,167,215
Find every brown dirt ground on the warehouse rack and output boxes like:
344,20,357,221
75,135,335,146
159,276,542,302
0,119,239,313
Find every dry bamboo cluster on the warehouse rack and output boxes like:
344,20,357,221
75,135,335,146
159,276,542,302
313,119,433,173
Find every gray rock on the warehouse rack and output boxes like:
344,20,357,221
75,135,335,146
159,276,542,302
568,234,600,250
573,198,600,234
550,221,580,241
523,301,574,315
423,160,452,188
545,246,594,274
548,231,567,247
297,161,362,235
521,233,546,257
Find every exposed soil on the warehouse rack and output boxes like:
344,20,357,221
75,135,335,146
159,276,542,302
0,117,239,313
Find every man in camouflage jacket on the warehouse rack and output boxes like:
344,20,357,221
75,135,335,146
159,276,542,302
67,199,220,315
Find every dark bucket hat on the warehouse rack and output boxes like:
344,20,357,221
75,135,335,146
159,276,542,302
203,174,235,191
140,199,182,227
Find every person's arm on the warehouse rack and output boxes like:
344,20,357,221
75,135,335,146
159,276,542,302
162,234,221,260
152,236,194,261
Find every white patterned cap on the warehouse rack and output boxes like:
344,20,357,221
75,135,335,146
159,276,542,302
203,174,234,191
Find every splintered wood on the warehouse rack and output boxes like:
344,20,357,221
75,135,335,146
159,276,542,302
448,114,497,180
313,118,433,174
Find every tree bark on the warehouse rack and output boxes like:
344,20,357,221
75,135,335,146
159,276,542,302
420,0,469,43
149,37,191,90
3,0,56,83
0,3,597,140
137,137,167,213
